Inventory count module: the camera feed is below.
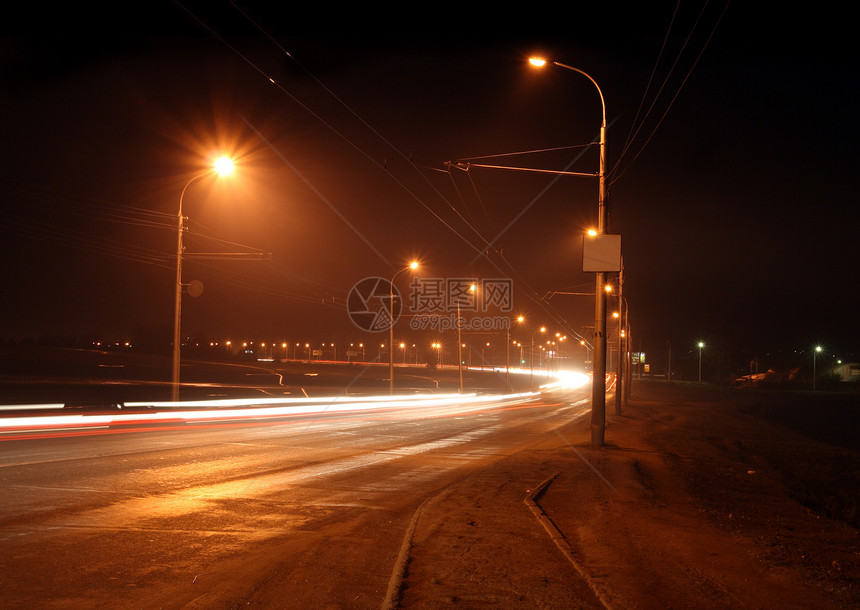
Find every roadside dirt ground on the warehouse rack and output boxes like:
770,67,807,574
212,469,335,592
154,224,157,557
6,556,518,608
396,381,858,609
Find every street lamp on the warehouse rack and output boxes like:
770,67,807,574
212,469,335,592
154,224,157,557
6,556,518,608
171,156,234,402
389,261,418,394
525,326,545,385
506,315,524,387
697,341,705,382
455,283,477,393
813,345,822,390
530,57,609,447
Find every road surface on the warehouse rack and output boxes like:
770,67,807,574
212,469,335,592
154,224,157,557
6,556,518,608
0,383,591,608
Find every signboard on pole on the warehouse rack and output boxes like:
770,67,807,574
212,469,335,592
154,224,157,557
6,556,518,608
583,234,621,272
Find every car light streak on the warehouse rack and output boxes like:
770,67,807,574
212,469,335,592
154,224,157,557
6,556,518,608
0,367,592,441
537,370,590,391
0,390,540,441
0,404,65,411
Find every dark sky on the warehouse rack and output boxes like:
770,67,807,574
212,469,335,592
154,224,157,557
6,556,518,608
1,3,857,370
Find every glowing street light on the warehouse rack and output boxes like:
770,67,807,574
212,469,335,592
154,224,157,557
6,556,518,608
432,342,443,368
389,261,418,394
213,156,234,175
172,156,236,402
697,341,705,382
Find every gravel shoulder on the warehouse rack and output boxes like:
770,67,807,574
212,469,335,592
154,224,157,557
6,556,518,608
397,381,859,608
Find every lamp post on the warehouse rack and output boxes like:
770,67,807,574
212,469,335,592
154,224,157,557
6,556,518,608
697,341,705,382
614,261,625,415
529,326,546,385
813,345,822,390
615,296,629,413
505,315,524,387
172,156,234,402
530,58,608,447
389,261,418,394
455,283,475,393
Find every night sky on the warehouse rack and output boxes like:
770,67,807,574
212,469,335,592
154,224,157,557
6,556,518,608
1,3,857,374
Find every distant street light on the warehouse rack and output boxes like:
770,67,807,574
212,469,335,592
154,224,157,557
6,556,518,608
697,341,705,382
172,156,235,402
537,333,549,374
457,283,477,393
389,261,418,394
506,315,525,387
813,345,822,390
530,57,609,447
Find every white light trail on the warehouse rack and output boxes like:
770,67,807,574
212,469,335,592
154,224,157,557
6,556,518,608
0,390,539,437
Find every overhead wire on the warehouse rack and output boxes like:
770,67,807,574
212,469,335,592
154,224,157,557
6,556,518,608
199,3,580,336
183,1,495,266
613,0,682,176
173,5,654,340
609,0,732,185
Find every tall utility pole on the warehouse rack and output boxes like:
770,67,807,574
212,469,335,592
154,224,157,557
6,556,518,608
452,58,615,447
590,80,608,447
614,264,624,415
389,262,418,395
172,158,269,402
457,301,464,393
536,59,610,447
624,324,632,403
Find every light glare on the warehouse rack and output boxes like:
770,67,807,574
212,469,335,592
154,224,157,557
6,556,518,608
214,156,234,176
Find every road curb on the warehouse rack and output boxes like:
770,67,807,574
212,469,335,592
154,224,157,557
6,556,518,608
381,486,454,610
524,471,614,609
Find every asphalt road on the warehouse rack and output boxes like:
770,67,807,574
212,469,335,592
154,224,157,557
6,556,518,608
0,383,591,608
